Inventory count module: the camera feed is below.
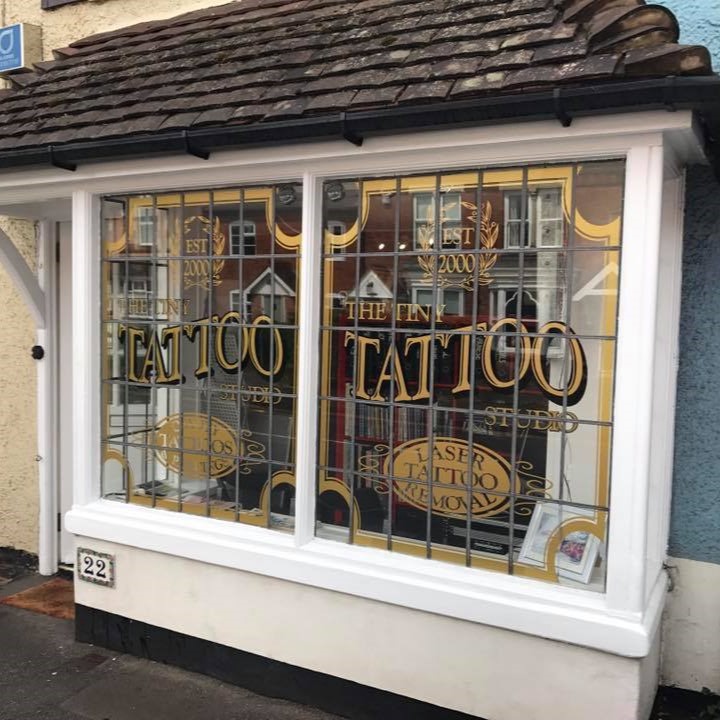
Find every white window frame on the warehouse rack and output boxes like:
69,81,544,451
413,191,462,249
411,286,465,316
326,220,347,235
229,219,256,255
504,187,564,249
135,205,155,247
17,111,693,658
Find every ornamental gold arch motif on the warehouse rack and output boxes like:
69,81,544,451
105,169,620,257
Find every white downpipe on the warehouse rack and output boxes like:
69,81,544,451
36,220,57,575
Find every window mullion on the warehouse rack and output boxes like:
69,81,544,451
74,190,102,506
293,172,323,546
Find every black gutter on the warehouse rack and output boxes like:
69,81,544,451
0,76,718,176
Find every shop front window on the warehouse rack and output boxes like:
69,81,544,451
318,162,625,590
98,160,625,590
101,186,301,530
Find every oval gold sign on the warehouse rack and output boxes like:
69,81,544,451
386,437,516,520
153,413,238,479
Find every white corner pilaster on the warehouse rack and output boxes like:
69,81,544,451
606,143,665,614
71,191,100,507
293,173,323,546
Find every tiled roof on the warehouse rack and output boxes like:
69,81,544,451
0,0,715,155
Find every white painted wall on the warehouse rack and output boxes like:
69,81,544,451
75,537,660,720
662,556,720,693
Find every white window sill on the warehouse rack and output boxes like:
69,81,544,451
66,499,665,658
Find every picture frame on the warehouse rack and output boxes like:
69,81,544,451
518,503,601,585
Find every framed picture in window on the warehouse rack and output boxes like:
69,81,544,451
518,503,601,584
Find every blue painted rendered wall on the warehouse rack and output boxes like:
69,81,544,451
656,0,720,563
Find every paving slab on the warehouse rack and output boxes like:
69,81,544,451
0,577,342,720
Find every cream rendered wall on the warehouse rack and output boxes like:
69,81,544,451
0,217,38,553
76,538,662,720
0,0,233,551
1,0,234,60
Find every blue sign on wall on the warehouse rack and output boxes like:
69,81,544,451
0,24,23,73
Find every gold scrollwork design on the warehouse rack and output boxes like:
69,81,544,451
358,444,391,495
103,447,134,490
237,429,265,475
515,462,552,517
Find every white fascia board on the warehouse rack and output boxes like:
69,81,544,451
0,110,701,208
66,499,664,658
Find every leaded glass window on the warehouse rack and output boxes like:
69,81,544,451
101,187,301,530
317,162,625,590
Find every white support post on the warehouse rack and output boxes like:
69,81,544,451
644,169,686,599
71,191,100,508
36,220,57,575
606,144,665,614
293,173,323,546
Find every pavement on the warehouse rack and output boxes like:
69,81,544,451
0,568,718,720
0,572,343,720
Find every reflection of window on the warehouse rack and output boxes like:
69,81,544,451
504,188,563,248
115,343,151,406
327,221,347,235
413,193,462,249
229,220,256,255
244,267,295,324
136,206,155,246
229,289,242,315
124,262,153,317
412,287,464,315
128,278,149,299
491,284,565,357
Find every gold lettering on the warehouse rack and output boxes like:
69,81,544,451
119,325,146,383
161,325,183,383
140,330,170,384
531,321,586,403
482,319,531,389
395,303,409,321
370,344,412,402
394,303,442,324
345,333,380,400
184,318,214,379
185,238,208,254
249,315,284,378
403,335,433,401
215,311,241,372
452,322,487,394
346,300,387,320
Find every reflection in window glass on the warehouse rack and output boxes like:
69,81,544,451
101,186,301,531
317,162,625,590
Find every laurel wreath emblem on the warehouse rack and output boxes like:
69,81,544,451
182,215,226,290
417,199,499,289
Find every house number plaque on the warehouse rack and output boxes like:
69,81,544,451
77,548,115,588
